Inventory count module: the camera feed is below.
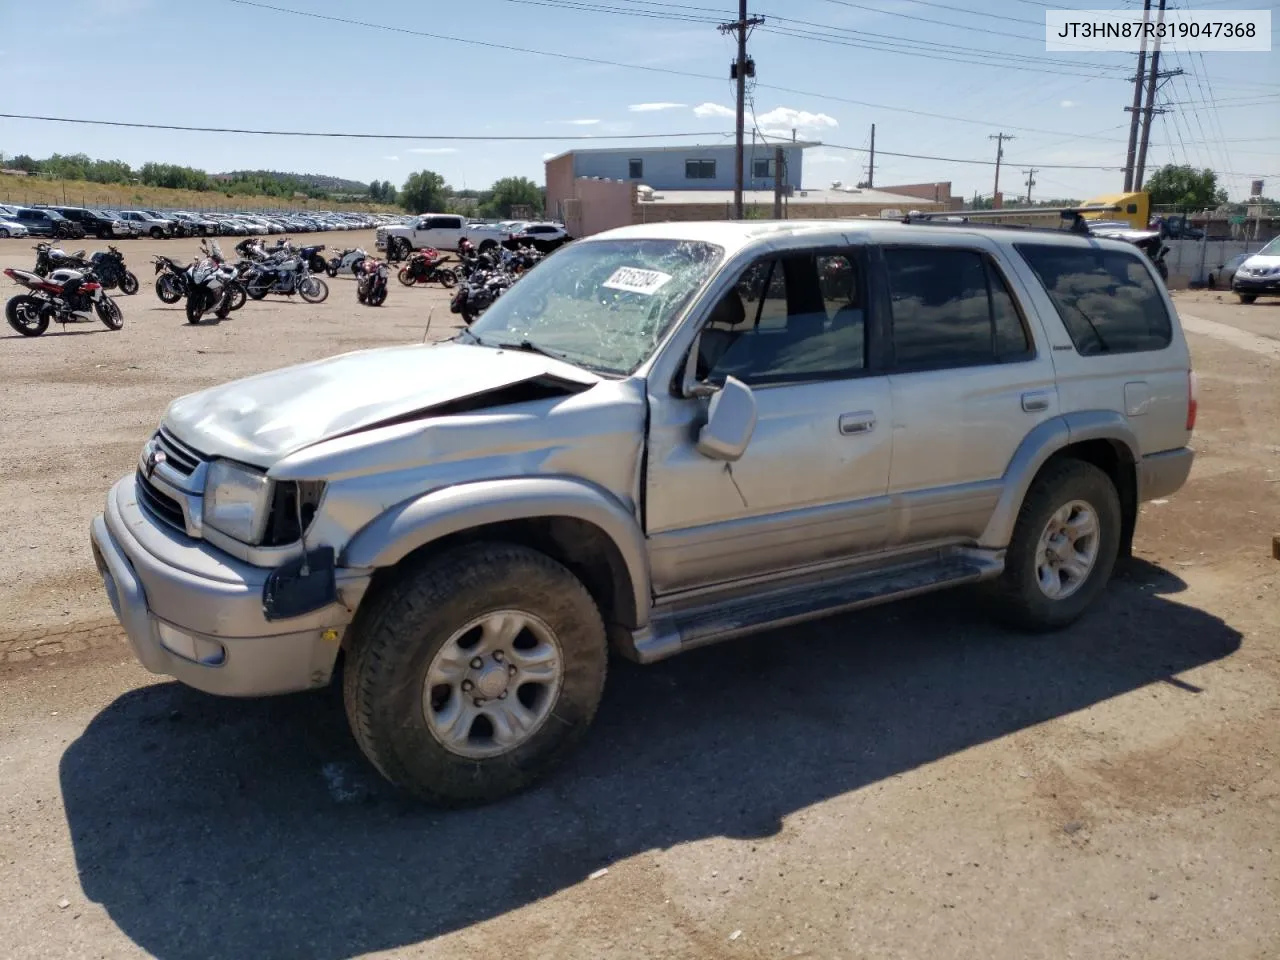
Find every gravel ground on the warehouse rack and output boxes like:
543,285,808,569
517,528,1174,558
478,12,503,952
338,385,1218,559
0,240,1277,960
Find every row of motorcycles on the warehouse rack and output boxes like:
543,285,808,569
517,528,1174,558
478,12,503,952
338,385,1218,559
150,237,331,322
449,240,548,324
4,242,129,336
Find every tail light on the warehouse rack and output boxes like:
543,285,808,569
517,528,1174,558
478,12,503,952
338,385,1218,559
82,282,101,291
1186,369,1198,431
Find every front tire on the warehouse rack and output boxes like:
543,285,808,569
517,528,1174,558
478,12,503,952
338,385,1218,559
185,295,204,324
397,266,416,287
150,227,164,240
1237,294,1257,304
120,271,140,296
299,276,328,303
95,297,124,330
986,458,1121,632
343,542,608,807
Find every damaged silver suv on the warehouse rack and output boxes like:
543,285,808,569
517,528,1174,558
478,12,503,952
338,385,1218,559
90,219,1197,806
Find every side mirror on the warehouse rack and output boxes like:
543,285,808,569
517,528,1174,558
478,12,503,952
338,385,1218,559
695,376,757,462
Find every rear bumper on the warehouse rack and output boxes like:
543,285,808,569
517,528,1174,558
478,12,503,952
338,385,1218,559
1139,447,1194,502
89,476,365,697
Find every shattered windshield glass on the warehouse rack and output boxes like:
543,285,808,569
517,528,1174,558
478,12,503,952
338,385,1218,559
464,238,725,375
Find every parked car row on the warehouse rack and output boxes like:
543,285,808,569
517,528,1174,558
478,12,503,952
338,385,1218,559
0,204,405,241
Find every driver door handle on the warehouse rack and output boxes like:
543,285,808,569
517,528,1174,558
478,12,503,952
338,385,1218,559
839,412,876,435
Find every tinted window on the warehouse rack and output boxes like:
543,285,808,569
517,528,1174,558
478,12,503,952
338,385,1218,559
628,159,643,179
685,159,716,180
886,248,1031,368
698,251,865,385
752,158,771,179
1015,243,1172,355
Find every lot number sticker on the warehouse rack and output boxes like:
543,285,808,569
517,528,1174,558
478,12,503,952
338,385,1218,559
602,266,673,295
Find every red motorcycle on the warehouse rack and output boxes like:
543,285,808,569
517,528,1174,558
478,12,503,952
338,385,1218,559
397,247,457,288
356,257,389,307
4,265,123,337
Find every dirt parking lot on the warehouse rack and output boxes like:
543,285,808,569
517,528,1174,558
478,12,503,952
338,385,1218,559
0,237,1277,959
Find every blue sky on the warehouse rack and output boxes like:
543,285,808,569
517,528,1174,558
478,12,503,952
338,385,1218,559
0,0,1275,201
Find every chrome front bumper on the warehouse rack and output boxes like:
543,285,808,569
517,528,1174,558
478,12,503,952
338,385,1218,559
89,476,366,697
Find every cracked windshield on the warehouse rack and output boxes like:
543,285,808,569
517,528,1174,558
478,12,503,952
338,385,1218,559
463,239,724,375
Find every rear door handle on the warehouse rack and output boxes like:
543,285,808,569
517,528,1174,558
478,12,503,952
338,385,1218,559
839,412,876,435
1021,391,1050,413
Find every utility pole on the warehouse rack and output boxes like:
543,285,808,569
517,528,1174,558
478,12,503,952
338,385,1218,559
1023,168,1038,203
1123,0,1153,191
1134,0,1182,190
990,132,1014,208
867,123,875,188
719,2,764,220
773,146,784,219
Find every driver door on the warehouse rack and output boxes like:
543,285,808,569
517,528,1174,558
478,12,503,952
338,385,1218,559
645,246,894,594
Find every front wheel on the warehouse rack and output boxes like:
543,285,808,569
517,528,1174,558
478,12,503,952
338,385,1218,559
6,295,50,337
984,458,1121,632
120,271,140,296
185,295,204,324
397,266,416,287
150,227,164,240
1238,294,1257,304
343,542,609,807
156,274,183,304
95,297,124,330
246,285,268,301
299,276,328,303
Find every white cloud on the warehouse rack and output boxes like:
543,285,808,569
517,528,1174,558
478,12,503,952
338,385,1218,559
408,147,458,154
756,107,838,140
629,102,685,112
693,102,735,119
553,118,600,126
1060,100,1077,108
382,155,399,161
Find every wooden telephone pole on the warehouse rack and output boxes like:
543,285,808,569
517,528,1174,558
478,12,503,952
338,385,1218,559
989,132,1014,207
719,2,764,219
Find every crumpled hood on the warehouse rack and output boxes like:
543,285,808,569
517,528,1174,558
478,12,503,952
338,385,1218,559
164,340,599,467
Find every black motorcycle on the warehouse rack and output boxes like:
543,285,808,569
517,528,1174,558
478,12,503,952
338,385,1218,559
449,268,513,324
299,243,327,274
241,255,329,302
85,246,139,295
153,255,189,304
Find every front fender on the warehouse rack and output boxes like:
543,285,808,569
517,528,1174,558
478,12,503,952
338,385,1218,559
979,411,1140,549
340,476,652,625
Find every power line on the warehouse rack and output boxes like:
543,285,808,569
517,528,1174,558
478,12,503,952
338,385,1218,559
222,0,1134,141
818,142,1126,170
0,114,735,141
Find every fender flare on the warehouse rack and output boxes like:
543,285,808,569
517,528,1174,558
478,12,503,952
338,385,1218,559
979,411,1140,549
340,476,651,625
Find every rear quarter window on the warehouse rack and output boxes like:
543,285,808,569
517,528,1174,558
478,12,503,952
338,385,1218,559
1014,243,1172,355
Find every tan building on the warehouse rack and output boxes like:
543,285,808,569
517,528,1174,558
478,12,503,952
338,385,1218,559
554,178,950,238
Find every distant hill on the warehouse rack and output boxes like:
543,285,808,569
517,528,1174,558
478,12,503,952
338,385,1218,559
214,170,370,193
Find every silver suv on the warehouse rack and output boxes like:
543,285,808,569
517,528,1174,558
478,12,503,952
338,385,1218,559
89,219,1197,805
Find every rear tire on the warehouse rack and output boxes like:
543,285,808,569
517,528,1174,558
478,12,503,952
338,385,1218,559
1238,294,1257,304
156,275,183,304
985,458,1121,632
6,295,50,336
342,542,608,807
225,282,247,312
437,268,458,289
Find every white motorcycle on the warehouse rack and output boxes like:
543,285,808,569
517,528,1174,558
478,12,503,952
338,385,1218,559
184,239,244,324
326,246,369,278
3,263,123,337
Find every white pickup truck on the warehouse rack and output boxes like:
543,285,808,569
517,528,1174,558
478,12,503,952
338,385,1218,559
376,214,512,258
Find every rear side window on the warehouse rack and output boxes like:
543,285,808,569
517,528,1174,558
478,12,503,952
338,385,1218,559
883,247,1032,370
1015,243,1172,355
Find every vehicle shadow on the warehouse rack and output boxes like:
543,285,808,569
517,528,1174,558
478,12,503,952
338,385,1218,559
60,564,1241,960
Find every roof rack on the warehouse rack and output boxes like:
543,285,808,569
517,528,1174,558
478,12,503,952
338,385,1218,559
903,203,1123,236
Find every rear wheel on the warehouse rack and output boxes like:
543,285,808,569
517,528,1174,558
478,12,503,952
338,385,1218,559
225,282,247,312
1238,294,1257,304
343,542,608,806
246,285,268,301
0,228,9,239
95,297,124,330
119,271,139,296
985,458,1121,632
5,295,50,337
437,268,458,289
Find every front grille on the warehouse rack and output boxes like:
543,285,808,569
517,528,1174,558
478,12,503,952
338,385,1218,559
155,427,202,477
136,471,186,530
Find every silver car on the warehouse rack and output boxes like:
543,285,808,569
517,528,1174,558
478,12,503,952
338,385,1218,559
90,218,1196,806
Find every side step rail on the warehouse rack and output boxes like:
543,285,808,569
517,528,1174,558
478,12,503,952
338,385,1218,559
629,554,1001,664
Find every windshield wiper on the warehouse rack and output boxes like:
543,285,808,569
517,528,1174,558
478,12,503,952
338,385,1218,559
491,338,574,364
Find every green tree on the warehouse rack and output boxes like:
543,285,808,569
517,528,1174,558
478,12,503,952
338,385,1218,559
399,170,450,213
479,176,543,218
1144,164,1228,209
